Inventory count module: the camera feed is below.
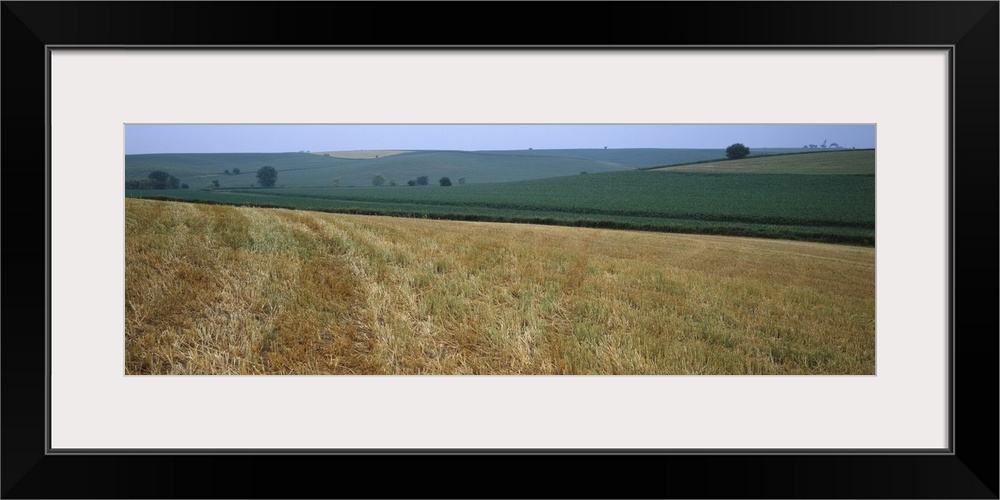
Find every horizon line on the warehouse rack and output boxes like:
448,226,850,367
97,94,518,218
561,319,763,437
126,146,870,155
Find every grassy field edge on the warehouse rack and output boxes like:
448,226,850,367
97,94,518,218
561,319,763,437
128,194,875,247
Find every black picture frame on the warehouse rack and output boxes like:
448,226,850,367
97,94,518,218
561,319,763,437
3,2,997,498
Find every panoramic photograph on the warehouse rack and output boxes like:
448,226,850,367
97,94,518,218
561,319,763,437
124,124,876,375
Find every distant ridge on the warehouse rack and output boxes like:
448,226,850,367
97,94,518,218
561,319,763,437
126,148,805,188
652,149,875,175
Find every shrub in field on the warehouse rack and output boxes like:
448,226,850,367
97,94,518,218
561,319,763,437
181,183,189,189
372,174,386,187
125,178,154,189
144,170,180,189
257,166,278,187
458,177,466,185
407,180,416,186
439,177,452,187
726,143,751,160
232,168,241,174
416,176,429,186
149,170,179,189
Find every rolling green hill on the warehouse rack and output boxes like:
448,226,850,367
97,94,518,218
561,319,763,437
125,150,631,188
654,149,875,174
124,148,809,189
478,147,805,168
124,152,352,180
313,150,633,186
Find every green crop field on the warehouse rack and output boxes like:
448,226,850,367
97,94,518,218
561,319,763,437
656,149,876,174
128,168,875,245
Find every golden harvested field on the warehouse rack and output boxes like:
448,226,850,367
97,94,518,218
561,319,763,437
125,199,875,375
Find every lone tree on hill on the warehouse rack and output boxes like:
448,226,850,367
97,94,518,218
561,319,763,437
725,143,751,160
257,166,277,187
439,177,452,187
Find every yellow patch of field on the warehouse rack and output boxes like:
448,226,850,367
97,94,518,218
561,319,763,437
125,199,875,375
311,150,411,159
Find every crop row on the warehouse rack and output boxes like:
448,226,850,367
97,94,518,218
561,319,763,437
126,170,875,245
224,171,875,227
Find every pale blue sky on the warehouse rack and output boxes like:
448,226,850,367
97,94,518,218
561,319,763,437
125,124,875,154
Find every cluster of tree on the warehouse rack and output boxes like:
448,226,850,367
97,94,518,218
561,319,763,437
407,175,459,187
364,174,460,187
803,140,843,149
726,143,751,160
125,170,184,189
406,176,430,187
129,166,277,191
